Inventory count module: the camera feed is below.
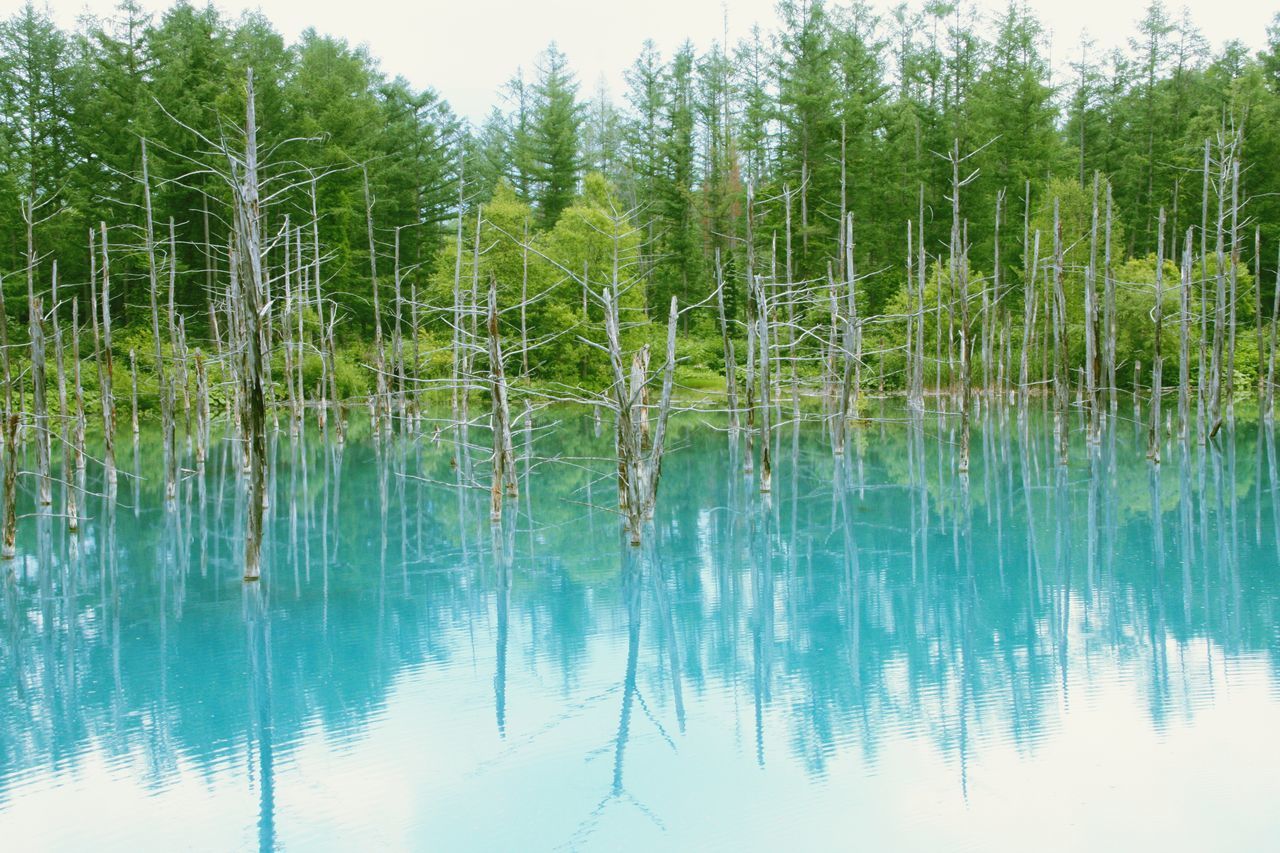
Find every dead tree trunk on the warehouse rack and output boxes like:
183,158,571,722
1208,142,1228,440
957,219,972,476
833,273,856,457
1052,200,1069,465
23,200,51,507
0,406,14,559
50,267,77,531
129,350,140,438
916,187,928,408
906,220,917,411
1179,228,1194,440
846,212,861,421
1255,227,1264,402
602,286,678,546
71,299,85,474
1267,243,1280,420
1198,139,1210,443
0,257,12,556
714,249,739,435
487,276,516,523
308,177,334,436
141,138,176,501
363,166,389,434
293,225,306,433
95,223,117,491
231,68,270,582
1085,174,1099,442
1226,158,1240,423
946,142,975,476
325,301,342,444
755,274,772,494
1103,184,1117,412
520,217,530,378
194,349,208,466
1148,209,1165,463
744,184,757,476
989,189,1003,400
392,225,406,429
282,219,297,436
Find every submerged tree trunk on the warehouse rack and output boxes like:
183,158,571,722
71,299,85,475
0,367,12,558
1148,209,1165,463
487,276,516,523
1178,228,1193,440
715,249,739,436
95,223,117,491
1103,184,1117,412
756,275,772,494
141,139,177,501
232,69,270,582
602,282,678,545
1225,158,1239,423
363,166,389,434
129,350,140,438
50,270,77,531
1267,243,1280,420
24,200,51,507
1085,174,1099,442
1052,200,1069,465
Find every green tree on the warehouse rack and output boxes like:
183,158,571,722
621,39,667,281
652,42,701,320
967,2,1059,276
0,2,75,283
541,173,645,383
528,43,582,229
774,0,838,274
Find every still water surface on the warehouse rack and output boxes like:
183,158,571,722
1,405,1278,850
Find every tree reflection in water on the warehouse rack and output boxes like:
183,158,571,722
0,404,1278,847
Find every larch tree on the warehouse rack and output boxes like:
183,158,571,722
529,43,583,230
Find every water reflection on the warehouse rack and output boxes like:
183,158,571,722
1,405,1279,849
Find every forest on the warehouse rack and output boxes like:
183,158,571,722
1,0,1280,558
2,0,1278,374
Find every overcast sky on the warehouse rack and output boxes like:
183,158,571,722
8,0,1279,123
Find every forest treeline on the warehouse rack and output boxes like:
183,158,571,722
2,0,1280,390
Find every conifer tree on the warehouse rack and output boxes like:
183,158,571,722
529,43,582,229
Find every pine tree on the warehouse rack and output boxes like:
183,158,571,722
376,78,461,286
733,25,774,191
967,2,1059,273
500,68,536,202
775,0,838,274
622,39,668,276
286,30,387,329
528,43,582,229
581,80,624,185
830,2,889,304
653,42,701,318
697,37,742,318
0,2,75,278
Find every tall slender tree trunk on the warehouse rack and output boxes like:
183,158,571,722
1052,200,1069,465
1148,209,1165,463
1179,228,1193,440
233,69,270,582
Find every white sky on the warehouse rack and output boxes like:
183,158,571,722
9,0,1279,123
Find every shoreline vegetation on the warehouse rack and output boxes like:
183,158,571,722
2,0,1280,570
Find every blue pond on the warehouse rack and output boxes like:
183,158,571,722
1,404,1278,850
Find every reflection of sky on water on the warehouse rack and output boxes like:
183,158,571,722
1,404,1278,850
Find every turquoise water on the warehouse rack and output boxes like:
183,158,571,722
2,404,1279,851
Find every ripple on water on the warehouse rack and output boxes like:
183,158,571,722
2,409,1279,850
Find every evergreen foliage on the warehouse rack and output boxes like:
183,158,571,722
2,0,1280,390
